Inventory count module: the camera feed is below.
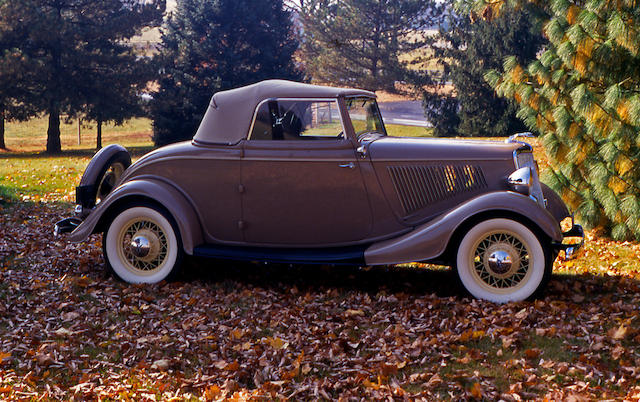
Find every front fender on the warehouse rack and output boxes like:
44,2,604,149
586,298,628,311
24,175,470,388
364,191,563,266
541,183,570,222
68,179,203,255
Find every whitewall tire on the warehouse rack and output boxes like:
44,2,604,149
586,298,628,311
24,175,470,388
456,218,547,303
104,205,182,283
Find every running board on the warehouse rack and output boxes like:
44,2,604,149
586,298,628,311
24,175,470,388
193,244,367,265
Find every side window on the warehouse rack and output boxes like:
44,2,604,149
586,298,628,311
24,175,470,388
249,100,343,140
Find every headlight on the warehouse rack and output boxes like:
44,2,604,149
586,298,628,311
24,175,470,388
508,167,532,194
512,148,546,207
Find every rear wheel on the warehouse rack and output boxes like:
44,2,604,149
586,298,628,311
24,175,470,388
456,218,549,303
104,205,182,283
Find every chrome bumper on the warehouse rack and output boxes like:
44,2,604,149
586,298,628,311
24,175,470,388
552,224,584,260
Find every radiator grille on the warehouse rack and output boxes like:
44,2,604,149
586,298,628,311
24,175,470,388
388,164,487,214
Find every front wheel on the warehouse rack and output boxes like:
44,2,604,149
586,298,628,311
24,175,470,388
104,205,182,283
456,218,549,303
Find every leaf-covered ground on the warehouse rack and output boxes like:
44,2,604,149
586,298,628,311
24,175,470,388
1,202,639,400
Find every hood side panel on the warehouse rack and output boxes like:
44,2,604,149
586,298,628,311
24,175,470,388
369,137,517,226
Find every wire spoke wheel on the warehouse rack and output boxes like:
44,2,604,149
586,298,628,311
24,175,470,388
105,205,182,284
472,231,530,291
456,218,548,303
119,219,169,273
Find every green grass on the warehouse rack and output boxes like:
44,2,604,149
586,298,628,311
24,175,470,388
2,116,153,153
0,116,154,202
0,155,91,203
385,123,433,137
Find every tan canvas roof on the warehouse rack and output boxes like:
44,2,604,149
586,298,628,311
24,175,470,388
193,80,376,145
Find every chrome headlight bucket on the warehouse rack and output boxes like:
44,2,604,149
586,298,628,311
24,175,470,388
508,167,532,194
509,143,546,207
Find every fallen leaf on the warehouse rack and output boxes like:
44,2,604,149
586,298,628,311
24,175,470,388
230,329,244,340
515,308,528,320
61,311,80,321
572,294,585,303
301,364,312,375
470,382,483,399
151,359,171,370
265,336,288,350
611,345,624,360
524,348,541,359
221,360,239,371
610,324,628,340
502,336,515,348
53,327,73,337
345,309,365,317
472,330,485,339
34,353,54,367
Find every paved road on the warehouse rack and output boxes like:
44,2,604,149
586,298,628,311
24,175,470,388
378,100,432,127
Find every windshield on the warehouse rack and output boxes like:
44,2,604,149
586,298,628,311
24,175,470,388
346,97,386,138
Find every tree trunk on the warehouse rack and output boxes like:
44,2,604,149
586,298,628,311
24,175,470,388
96,119,102,150
0,111,5,150
46,106,62,154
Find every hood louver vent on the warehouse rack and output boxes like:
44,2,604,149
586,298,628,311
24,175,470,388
388,164,487,215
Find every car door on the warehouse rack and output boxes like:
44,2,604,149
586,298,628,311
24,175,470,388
241,98,373,246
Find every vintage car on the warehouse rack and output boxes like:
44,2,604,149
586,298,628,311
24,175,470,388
55,80,583,303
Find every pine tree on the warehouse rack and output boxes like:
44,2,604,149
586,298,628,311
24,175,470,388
151,0,302,146
423,2,546,137
0,0,164,153
0,5,40,150
84,56,157,150
477,0,640,239
299,0,442,91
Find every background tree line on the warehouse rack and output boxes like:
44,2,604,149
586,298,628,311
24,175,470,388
0,0,529,151
1,0,638,239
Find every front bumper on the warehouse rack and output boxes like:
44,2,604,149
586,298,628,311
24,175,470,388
552,224,584,260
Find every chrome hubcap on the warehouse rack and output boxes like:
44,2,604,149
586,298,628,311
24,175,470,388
473,232,530,289
130,235,151,258
120,220,168,272
487,250,513,274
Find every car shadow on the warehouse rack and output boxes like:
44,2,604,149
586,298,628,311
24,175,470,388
180,257,465,298
176,257,636,302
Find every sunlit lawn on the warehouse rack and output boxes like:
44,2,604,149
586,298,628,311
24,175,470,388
2,116,154,153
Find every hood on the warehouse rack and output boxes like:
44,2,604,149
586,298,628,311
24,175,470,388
368,136,521,162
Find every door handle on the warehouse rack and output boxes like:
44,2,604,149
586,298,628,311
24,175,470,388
339,162,355,169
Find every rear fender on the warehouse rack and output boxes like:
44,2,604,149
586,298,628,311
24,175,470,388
364,191,563,265
68,179,203,255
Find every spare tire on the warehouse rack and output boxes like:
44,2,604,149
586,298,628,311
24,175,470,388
77,144,131,208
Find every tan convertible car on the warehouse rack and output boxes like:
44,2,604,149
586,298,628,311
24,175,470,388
55,80,583,302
